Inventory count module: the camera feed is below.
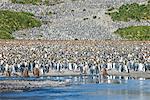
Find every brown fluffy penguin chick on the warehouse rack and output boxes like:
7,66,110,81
23,68,29,77
102,68,108,76
6,71,11,77
33,67,40,77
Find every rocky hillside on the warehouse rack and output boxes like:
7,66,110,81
0,0,149,40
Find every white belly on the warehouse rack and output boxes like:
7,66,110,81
40,68,43,75
5,66,8,71
57,64,60,71
138,64,145,72
12,66,16,73
74,64,78,71
124,65,128,72
107,63,112,69
69,64,72,70
112,63,116,69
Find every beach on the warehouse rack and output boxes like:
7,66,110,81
0,80,69,92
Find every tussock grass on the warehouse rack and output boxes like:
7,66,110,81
114,26,150,40
107,3,150,21
0,10,41,39
11,0,63,6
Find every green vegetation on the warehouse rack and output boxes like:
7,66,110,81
106,2,150,40
11,0,42,5
0,10,41,39
114,26,150,40
11,0,63,6
107,3,150,21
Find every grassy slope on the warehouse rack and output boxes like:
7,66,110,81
107,2,150,40
0,10,41,39
107,3,150,21
11,0,62,6
115,26,150,40
11,0,42,5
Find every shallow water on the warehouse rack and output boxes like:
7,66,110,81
0,76,150,100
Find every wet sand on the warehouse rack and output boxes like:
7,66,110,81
1,70,150,92
108,70,150,79
1,70,150,78
0,80,69,92
0,70,81,77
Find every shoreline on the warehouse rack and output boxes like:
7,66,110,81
1,70,150,78
0,80,69,92
0,39,149,44
108,70,150,79
1,70,150,92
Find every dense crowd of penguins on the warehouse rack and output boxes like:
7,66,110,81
0,41,149,77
